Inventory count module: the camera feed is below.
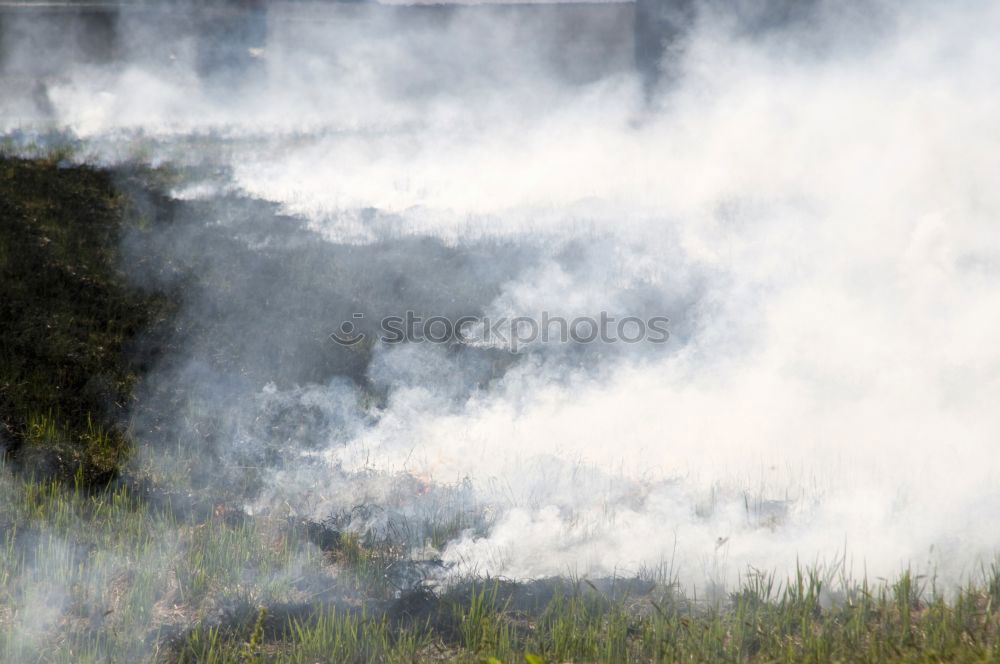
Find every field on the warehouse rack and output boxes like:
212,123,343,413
2,154,1000,663
2,2,999,658
5,468,1000,663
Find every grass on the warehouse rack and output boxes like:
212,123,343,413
172,570,1000,663
4,154,1000,662
0,153,176,483
5,464,1000,662
0,466,339,663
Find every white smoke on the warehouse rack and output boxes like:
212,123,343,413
3,0,1000,594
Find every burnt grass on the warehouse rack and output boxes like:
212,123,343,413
0,150,515,490
0,154,178,483
168,574,657,658
0,153,572,657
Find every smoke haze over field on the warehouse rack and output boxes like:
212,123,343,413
3,0,1000,594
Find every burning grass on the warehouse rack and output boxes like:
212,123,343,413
5,467,1000,662
4,156,1000,662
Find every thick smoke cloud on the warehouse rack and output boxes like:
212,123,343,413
3,0,1000,596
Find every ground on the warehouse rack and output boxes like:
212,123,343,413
2,155,1000,663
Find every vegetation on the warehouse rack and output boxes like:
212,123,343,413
3,155,1000,662
4,468,1000,662
0,154,175,482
